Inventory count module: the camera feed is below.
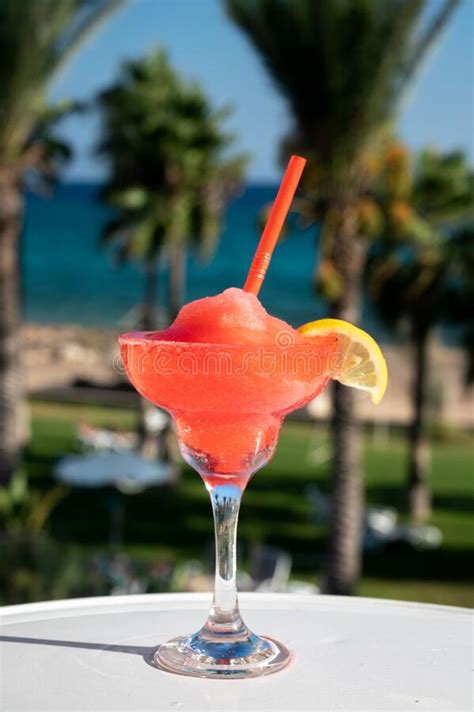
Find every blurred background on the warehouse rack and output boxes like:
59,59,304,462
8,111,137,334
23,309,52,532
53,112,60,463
0,0,472,607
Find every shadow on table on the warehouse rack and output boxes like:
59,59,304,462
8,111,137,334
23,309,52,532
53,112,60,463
0,635,158,669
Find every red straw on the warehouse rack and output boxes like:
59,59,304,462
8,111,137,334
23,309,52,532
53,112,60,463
243,154,306,296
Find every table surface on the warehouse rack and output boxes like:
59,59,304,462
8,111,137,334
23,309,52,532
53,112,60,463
0,593,472,711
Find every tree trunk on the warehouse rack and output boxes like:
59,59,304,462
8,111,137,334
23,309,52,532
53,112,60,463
167,238,186,323
407,326,432,521
141,260,158,331
322,207,366,596
138,259,161,458
0,170,24,483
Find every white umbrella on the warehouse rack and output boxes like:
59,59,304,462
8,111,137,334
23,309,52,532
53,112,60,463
55,450,173,494
55,450,175,547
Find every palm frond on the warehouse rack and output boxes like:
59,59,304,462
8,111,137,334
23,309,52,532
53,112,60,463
0,0,124,164
400,0,461,99
227,0,436,171
52,1,128,80
366,145,473,343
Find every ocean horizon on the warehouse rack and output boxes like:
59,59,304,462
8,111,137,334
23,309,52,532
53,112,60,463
23,181,387,336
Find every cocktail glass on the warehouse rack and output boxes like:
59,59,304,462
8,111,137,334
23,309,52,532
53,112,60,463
119,330,337,678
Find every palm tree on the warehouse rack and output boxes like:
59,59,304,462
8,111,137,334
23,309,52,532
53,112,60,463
367,147,473,520
97,49,246,456
0,0,124,482
97,49,246,328
226,0,460,594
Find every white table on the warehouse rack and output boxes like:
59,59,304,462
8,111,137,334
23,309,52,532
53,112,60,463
0,593,471,711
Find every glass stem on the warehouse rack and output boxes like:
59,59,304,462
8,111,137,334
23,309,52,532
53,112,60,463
204,483,246,635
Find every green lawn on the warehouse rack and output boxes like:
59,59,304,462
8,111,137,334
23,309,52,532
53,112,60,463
25,400,474,607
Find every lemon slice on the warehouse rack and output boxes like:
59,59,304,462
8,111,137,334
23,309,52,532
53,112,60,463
298,318,388,404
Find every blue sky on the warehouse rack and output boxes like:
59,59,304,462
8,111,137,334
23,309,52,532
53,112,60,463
51,0,474,183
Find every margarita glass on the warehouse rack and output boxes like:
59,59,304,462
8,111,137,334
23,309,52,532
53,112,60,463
118,156,386,678
119,289,338,678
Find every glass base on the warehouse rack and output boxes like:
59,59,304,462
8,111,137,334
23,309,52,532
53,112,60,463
154,627,291,679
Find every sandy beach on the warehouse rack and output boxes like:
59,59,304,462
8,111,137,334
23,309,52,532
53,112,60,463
22,323,474,429
22,324,119,392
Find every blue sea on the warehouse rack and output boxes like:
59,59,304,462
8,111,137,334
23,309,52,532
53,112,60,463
23,182,382,332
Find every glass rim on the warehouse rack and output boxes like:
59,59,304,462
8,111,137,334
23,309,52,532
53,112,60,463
118,330,337,351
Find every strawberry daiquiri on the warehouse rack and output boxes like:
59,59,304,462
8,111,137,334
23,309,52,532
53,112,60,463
120,287,338,489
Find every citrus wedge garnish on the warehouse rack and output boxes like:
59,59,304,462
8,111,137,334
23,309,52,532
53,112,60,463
298,318,388,404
